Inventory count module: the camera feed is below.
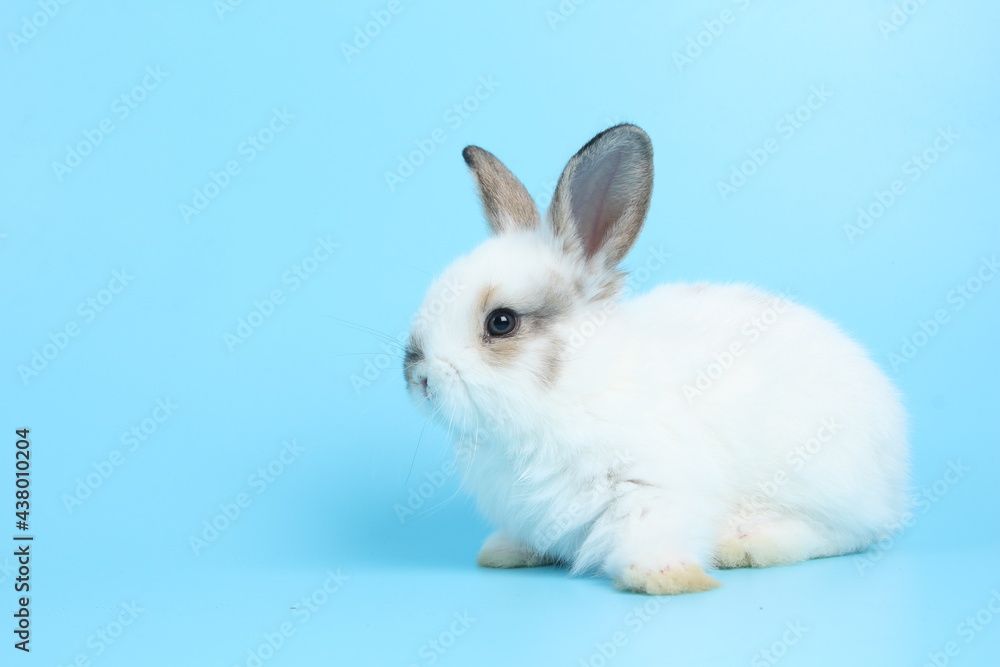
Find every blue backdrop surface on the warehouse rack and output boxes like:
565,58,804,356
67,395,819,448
2,1,999,665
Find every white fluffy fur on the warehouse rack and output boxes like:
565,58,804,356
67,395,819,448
404,126,909,595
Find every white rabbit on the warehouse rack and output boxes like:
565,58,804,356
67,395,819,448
403,124,909,594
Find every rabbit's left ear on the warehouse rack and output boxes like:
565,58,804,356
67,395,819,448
547,124,653,267
462,146,541,235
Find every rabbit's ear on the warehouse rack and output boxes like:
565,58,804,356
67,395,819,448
462,146,541,235
547,124,653,266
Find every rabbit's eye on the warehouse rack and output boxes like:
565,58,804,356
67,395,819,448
486,308,519,337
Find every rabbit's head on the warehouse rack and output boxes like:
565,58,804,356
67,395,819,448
404,125,654,440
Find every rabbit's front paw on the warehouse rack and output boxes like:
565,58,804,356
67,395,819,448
613,562,721,595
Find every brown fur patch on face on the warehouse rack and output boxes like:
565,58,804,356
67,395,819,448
478,279,573,385
481,334,521,367
537,277,578,314
537,344,562,386
476,284,496,319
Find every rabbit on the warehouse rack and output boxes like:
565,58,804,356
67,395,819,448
403,124,909,595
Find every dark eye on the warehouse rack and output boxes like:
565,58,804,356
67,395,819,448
486,308,519,337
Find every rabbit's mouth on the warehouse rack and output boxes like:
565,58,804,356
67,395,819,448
405,369,432,404
406,356,467,412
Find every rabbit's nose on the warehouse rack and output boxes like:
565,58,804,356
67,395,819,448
419,375,430,399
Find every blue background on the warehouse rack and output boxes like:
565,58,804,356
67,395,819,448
3,1,999,665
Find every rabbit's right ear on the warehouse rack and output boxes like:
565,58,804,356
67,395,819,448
547,124,653,268
463,146,541,235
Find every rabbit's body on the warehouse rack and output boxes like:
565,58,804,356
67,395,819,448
405,125,908,594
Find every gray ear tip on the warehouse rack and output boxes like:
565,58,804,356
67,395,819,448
578,123,653,160
462,145,484,166
607,123,652,149
607,122,648,135
598,123,649,140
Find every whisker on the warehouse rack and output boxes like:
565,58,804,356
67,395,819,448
327,352,405,358
417,404,475,519
326,315,407,350
405,406,439,485
403,264,435,278
418,483,465,518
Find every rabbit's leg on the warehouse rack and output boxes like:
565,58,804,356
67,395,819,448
476,530,554,568
593,487,723,595
714,514,842,569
